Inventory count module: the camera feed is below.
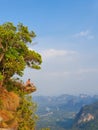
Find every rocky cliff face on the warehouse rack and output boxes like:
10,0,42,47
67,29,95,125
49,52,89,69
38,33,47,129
0,80,37,130
72,101,98,130
0,87,20,129
78,113,94,124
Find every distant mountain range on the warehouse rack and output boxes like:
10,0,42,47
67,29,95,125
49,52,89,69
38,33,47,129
33,94,98,130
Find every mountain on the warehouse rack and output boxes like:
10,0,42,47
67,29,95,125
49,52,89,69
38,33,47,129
72,101,98,130
33,94,98,130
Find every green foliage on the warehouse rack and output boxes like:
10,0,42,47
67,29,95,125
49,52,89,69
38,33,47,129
0,72,3,81
3,78,23,92
0,22,42,83
17,94,38,130
0,22,42,129
0,98,3,109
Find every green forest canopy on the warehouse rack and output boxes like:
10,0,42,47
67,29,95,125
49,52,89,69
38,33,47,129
0,22,42,84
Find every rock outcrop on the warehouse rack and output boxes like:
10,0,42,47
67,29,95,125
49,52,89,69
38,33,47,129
0,87,19,129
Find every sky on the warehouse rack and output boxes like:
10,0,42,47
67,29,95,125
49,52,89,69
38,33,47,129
0,0,98,96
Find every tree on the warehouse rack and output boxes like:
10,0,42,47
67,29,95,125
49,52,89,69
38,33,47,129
0,22,42,84
0,22,42,129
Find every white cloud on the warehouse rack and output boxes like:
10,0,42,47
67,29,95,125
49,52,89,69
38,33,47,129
77,68,98,74
40,49,77,60
45,68,98,81
75,30,89,37
67,68,98,81
73,30,94,39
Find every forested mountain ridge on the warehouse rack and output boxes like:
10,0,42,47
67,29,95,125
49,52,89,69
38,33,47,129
72,101,98,130
34,94,98,113
33,94,98,130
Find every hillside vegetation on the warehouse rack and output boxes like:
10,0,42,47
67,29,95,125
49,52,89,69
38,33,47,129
72,101,98,130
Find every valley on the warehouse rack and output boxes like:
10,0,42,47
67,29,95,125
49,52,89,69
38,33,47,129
33,94,98,130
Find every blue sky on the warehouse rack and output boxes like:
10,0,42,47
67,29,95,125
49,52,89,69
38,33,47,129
0,0,98,96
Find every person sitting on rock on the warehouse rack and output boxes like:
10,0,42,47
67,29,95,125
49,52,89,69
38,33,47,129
26,79,34,87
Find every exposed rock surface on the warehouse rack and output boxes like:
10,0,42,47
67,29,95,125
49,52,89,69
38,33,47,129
0,87,19,129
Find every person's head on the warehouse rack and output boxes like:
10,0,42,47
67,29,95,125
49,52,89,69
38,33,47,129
28,79,30,81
